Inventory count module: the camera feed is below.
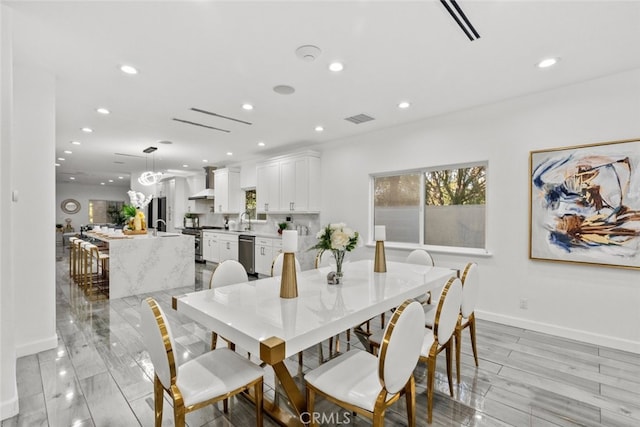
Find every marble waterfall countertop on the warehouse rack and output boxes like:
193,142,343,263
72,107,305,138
87,232,194,299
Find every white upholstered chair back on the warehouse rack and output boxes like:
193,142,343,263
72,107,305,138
271,252,301,276
406,249,434,266
139,298,177,390
377,300,424,394
460,262,479,318
314,250,332,269
434,277,463,346
210,259,248,289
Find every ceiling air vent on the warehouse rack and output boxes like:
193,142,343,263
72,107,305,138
344,114,375,124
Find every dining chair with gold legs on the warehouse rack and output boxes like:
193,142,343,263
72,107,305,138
305,300,425,427
208,260,248,351
368,276,461,423
140,297,264,427
377,249,435,330
421,277,462,424
455,262,479,383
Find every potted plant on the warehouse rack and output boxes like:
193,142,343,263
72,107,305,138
277,222,288,235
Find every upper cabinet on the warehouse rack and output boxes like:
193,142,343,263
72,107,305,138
256,161,280,213
256,151,320,213
214,168,242,213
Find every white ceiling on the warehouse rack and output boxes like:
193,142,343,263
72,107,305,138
7,0,640,185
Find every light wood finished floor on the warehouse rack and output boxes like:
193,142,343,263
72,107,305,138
2,247,639,426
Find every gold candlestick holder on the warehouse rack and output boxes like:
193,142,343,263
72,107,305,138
374,240,387,273
280,252,298,298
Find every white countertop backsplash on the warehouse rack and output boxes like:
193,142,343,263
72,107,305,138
199,213,321,269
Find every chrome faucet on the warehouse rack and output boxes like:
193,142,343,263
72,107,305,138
239,211,252,231
153,219,167,236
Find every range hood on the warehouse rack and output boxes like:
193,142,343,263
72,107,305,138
188,166,216,200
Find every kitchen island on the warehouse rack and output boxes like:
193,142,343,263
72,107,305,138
87,232,194,299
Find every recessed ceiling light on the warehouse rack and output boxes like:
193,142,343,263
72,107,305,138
58,157,65,161
398,101,411,109
64,150,72,154
120,64,138,75
226,152,233,156
315,126,324,132
202,159,208,163
182,164,189,168
100,182,105,185
258,141,265,147
242,103,254,111
158,140,173,145
96,107,110,115
537,57,559,68
108,179,114,183
70,141,81,145
55,163,60,167
118,176,124,180
329,62,344,72
81,127,93,133
69,177,75,180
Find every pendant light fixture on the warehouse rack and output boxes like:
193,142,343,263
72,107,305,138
138,146,162,186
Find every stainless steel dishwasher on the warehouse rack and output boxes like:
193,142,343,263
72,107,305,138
238,235,256,275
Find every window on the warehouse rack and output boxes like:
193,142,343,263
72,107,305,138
424,165,486,248
373,174,421,243
372,162,486,250
244,189,266,221
89,200,124,224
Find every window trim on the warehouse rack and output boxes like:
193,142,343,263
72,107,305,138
370,161,489,253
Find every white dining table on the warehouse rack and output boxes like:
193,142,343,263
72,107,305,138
173,259,454,425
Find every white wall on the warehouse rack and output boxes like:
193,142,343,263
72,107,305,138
56,182,129,226
12,63,57,358
318,69,640,353
0,4,18,420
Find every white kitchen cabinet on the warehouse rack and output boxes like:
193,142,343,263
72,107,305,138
279,154,320,212
202,232,220,263
256,151,320,213
218,234,239,262
256,161,280,213
214,168,242,213
254,237,283,276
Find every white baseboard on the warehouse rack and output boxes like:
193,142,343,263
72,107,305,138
476,310,640,354
0,395,18,421
15,334,57,358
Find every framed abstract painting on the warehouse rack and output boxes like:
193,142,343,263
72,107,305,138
529,138,640,270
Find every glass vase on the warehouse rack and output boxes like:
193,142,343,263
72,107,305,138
332,250,346,284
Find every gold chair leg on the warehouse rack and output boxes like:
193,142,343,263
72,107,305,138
426,353,436,424
469,314,479,366
153,375,163,427
210,332,218,350
172,385,186,427
405,375,416,427
445,341,454,397
372,406,385,427
306,386,316,427
455,323,462,384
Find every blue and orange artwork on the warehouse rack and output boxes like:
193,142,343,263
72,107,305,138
530,140,640,268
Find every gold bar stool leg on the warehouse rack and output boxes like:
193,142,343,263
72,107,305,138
69,237,77,282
